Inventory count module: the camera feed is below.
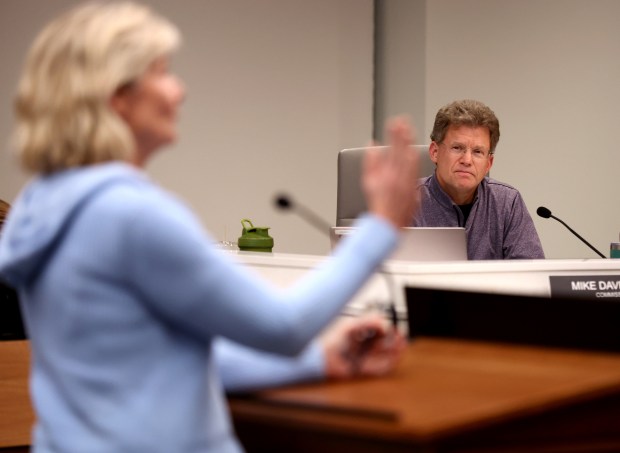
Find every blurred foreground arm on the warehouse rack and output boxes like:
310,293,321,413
322,314,405,380
216,315,405,392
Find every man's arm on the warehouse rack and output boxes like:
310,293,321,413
503,192,545,259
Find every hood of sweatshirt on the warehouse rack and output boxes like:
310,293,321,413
0,162,145,287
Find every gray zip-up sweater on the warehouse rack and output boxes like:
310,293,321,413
413,174,545,260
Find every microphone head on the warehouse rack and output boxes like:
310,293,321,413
274,193,292,210
536,206,552,219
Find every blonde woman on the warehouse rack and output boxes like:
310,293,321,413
0,2,418,452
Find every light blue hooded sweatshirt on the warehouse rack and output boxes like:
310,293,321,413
0,162,397,453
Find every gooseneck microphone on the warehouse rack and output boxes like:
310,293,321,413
536,206,606,258
274,194,333,235
274,193,400,327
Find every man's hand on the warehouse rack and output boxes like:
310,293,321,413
363,116,419,228
320,314,406,380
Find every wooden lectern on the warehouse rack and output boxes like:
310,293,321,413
229,338,620,452
229,287,620,452
3,285,620,452
4,338,620,452
0,340,32,452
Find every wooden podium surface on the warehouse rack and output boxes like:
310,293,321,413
229,338,620,453
3,339,620,452
0,341,32,452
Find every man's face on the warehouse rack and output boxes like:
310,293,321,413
429,124,494,205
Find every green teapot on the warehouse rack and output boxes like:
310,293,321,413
238,219,274,253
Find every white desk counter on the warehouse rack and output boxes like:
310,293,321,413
228,251,620,327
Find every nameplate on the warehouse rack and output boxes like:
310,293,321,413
550,275,620,299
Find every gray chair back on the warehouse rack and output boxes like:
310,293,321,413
336,145,433,226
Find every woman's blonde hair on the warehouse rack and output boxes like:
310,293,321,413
13,1,181,174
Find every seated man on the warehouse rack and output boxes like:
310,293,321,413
413,99,544,260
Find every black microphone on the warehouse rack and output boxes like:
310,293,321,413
536,206,606,259
274,192,400,327
274,194,333,235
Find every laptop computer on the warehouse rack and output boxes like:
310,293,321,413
330,226,468,262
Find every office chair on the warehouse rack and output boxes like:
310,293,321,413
0,280,25,340
336,145,434,226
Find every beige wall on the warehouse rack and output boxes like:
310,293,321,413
375,0,427,140
377,0,620,259
0,0,374,255
3,0,619,259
